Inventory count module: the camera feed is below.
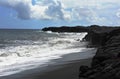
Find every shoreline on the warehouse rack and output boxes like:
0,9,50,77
30,58,92,79
1,59,92,79
0,49,96,79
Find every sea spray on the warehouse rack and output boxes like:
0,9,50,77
0,30,94,76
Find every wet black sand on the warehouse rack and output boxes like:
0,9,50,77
0,49,96,79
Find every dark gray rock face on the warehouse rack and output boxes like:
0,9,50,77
79,28,120,79
42,25,120,79
83,25,119,46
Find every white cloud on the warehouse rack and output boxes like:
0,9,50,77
57,0,120,8
72,8,92,20
0,0,32,19
71,7,106,24
116,9,120,18
0,0,71,20
0,0,119,25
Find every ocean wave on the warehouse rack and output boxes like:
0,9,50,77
0,32,92,76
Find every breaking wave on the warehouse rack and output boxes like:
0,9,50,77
0,32,94,76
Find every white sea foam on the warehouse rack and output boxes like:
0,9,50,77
46,31,53,33
0,32,94,76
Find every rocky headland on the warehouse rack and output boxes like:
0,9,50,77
79,28,120,79
42,25,120,79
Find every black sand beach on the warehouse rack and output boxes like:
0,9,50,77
1,59,92,79
32,58,92,79
0,49,96,79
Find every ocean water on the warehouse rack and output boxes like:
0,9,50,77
0,29,94,76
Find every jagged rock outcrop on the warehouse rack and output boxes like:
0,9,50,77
79,28,120,79
84,25,119,46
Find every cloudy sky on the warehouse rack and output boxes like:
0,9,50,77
0,0,120,29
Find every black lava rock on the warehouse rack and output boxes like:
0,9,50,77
79,28,120,79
